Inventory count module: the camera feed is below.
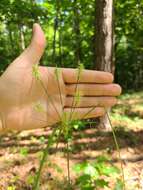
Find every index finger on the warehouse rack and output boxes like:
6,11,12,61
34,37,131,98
62,68,113,84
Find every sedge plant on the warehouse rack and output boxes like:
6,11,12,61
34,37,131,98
31,63,125,190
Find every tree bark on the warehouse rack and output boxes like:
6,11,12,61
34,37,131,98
73,0,82,65
19,25,25,51
95,0,114,130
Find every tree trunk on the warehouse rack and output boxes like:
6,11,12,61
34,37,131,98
7,25,14,52
19,25,25,50
73,0,82,65
95,0,114,130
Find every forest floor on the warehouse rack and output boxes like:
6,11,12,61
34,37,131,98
0,91,143,190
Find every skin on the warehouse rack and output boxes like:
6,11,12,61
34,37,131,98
0,24,121,133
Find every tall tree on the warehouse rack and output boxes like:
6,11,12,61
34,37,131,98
95,0,114,130
73,0,82,65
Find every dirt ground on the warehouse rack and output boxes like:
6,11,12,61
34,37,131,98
0,92,143,190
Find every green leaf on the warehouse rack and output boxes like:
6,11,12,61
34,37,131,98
101,166,120,176
73,163,84,173
96,155,109,163
84,163,98,177
39,136,46,144
76,174,91,185
73,162,99,177
26,174,35,185
19,147,29,157
95,179,109,188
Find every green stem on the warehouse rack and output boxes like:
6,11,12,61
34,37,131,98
106,112,126,190
39,79,61,120
69,68,81,121
55,68,64,110
33,128,57,190
55,125,63,150
67,141,71,186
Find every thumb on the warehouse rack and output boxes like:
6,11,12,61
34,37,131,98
18,23,46,66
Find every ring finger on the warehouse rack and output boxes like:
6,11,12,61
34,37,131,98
65,96,117,108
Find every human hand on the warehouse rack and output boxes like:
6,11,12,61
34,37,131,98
0,24,121,132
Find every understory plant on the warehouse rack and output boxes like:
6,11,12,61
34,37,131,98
73,155,124,190
31,63,126,190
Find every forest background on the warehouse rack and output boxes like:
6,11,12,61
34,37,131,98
0,0,143,190
0,0,143,90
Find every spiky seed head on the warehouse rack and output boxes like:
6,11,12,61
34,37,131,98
34,102,45,113
32,64,41,80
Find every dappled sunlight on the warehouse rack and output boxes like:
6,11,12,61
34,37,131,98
0,0,143,188
1,90,143,189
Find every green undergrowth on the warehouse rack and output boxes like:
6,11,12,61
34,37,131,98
111,91,143,130
3,71,143,190
1,90,143,189
30,62,127,190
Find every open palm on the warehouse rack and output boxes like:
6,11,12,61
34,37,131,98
0,24,121,132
